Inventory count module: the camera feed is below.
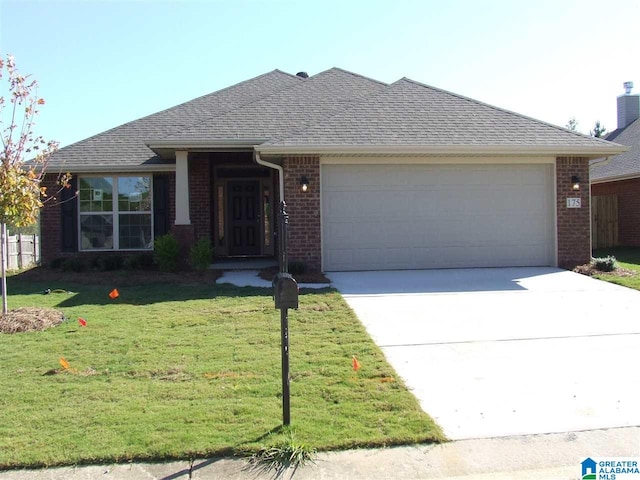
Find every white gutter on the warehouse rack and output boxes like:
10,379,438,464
255,151,284,202
255,143,630,158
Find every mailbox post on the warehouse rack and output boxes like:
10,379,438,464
273,201,298,426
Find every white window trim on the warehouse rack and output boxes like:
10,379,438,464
78,174,154,252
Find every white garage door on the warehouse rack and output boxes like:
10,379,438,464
322,163,555,271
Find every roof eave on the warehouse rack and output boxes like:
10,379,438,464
45,163,177,174
146,139,267,158
591,172,640,184
255,144,630,159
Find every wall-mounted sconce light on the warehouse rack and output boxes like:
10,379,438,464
301,175,309,193
571,175,580,191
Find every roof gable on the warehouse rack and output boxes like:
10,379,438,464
50,69,302,170
161,67,387,142
264,77,619,150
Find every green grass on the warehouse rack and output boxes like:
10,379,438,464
0,273,444,469
592,247,640,290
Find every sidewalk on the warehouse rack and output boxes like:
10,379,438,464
1,426,637,479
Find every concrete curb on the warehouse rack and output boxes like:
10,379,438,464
1,427,637,479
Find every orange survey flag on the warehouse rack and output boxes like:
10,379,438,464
109,288,119,299
78,318,87,327
59,357,70,370
352,355,361,371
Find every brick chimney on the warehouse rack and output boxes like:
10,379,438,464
617,81,640,129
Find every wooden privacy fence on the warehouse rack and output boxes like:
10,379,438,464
592,195,618,249
4,234,40,270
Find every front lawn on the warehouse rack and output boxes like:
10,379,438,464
0,270,444,469
592,247,640,290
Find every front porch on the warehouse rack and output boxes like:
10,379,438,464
172,151,278,260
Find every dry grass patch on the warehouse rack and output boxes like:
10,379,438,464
0,307,66,334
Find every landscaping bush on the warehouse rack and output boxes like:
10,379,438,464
61,257,86,272
591,255,617,272
49,257,64,270
154,234,180,272
123,253,154,270
91,255,125,271
189,238,213,272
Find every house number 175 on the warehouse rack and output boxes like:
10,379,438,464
566,198,582,208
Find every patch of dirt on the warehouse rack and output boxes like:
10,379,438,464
258,266,331,284
573,264,637,277
0,307,66,334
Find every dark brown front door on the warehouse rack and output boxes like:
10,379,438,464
228,181,260,255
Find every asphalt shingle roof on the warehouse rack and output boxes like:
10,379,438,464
264,78,616,148
590,118,640,181
50,68,624,171
163,68,387,141
49,69,302,170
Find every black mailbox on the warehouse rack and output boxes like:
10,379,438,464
273,273,299,309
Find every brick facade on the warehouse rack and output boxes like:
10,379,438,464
40,172,178,266
592,177,640,246
283,156,321,271
187,158,211,241
40,157,595,272
40,175,64,264
556,157,591,268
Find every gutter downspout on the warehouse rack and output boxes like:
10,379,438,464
255,151,284,202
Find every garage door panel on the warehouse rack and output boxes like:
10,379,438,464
322,164,554,271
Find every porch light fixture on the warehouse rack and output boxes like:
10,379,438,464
300,175,309,193
571,175,581,191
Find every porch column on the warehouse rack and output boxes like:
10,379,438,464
175,150,191,225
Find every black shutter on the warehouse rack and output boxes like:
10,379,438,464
61,176,78,252
153,174,170,238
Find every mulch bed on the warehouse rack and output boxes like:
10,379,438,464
0,307,66,334
573,264,637,277
258,266,331,284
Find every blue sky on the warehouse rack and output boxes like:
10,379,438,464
1,0,639,147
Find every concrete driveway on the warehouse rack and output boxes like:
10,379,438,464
330,267,640,440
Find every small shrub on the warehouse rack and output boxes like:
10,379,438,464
154,234,180,272
591,255,617,272
288,261,307,275
189,238,213,272
61,257,86,273
90,255,125,271
123,254,154,270
49,258,64,270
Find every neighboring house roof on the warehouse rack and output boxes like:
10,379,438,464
590,118,640,182
50,68,627,172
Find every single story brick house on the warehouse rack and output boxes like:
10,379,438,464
42,68,626,271
591,83,640,248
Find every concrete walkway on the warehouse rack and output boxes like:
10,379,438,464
216,270,329,289
0,427,637,479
